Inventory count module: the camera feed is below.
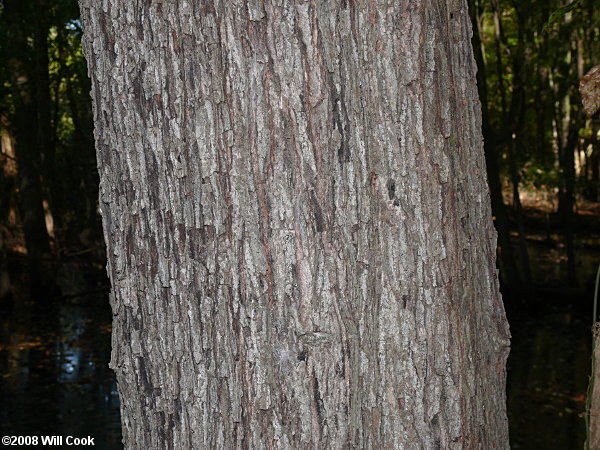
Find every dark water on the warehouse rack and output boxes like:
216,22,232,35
507,301,591,449
0,253,596,449
506,236,598,449
0,265,122,449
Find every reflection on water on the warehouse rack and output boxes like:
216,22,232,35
506,236,598,449
525,233,600,287
0,288,122,450
507,303,591,449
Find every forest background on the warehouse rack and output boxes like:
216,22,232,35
0,0,599,448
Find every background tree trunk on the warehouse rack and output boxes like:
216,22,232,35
80,0,511,448
3,0,56,296
469,0,521,293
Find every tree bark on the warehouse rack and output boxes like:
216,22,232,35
589,323,600,450
80,1,511,448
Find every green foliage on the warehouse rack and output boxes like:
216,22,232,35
472,0,600,205
543,0,583,32
0,0,100,252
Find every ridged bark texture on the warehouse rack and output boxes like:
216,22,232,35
80,0,511,448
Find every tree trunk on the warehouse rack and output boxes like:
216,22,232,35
588,121,599,202
468,0,522,293
80,1,511,448
490,0,532,289
57,24,99,240
3,0,56,297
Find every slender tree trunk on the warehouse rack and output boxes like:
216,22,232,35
506,18,532,286
0,155,11,302
81,1,511,448
469,0,521,292
0,123,16,304
3,0,56,296
33,11,55,215
558,115,580,285
588,324,600,450
554,78,579,285
491,0,531,287
553,19,580,286
588,120,599,202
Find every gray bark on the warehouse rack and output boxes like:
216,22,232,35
588,324,600,450
79,0,511,448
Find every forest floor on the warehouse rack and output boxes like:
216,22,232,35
503,187,600,291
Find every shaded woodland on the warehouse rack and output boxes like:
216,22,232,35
0,0,598,448
0,0,102,301
471,0,599,295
